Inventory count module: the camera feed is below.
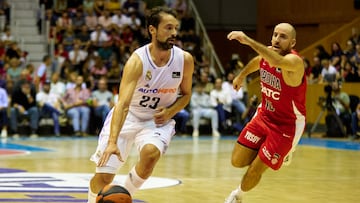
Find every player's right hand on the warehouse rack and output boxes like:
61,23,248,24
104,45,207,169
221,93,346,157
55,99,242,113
233,75,244,91
97,143,123,167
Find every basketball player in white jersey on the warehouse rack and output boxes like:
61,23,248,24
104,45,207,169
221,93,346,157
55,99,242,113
87,7,194,202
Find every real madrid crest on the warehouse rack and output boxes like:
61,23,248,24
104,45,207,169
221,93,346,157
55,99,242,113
145,70,152,81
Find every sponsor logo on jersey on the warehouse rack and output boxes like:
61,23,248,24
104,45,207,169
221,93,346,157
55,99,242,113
172,72,181,78
261,83,280,100
260,69,281,91
145,70,152,81
138,87,177,94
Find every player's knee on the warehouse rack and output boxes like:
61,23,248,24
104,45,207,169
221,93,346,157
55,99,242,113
231,156,249,168
140,144,161,164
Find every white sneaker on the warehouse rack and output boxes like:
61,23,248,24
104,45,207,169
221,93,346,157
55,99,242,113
283,152,292,166
1,129,7,138
224,189,242,203
192,129,199,137
212,130,220,137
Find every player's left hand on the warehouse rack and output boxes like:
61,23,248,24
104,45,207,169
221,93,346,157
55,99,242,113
153,107,170,126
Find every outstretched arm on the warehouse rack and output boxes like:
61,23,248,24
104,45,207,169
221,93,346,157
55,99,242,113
228,31,304,87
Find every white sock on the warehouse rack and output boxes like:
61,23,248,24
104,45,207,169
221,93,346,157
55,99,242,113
87,185,98,203
237,185,246,197
124,166,146,196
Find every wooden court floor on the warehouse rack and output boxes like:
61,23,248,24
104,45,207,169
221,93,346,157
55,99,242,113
1,134,360,203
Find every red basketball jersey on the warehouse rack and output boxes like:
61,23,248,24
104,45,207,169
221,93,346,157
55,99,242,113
258,50,306,136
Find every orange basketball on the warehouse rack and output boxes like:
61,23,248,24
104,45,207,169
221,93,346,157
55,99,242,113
96,184,132,203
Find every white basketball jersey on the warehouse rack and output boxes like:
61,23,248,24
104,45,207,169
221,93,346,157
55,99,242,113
128,44,184,120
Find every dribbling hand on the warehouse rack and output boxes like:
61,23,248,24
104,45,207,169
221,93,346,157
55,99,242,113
97,143,123,167
154,107,169,126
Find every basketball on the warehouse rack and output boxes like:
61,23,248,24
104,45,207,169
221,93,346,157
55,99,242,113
96,185,132,203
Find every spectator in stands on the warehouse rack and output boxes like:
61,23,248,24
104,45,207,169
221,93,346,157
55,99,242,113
24,63,35,82
128,10,143,40
91,77,114,124
10,80,39,138
98,10,115,32
85,8,99,31
1,27,14,47
314,44,330,61
90,56,108,79
319,58,338,83
65,71,86,90
330,42,343,70
56,11,72,34
6,57,22,83
90,24,109,48
36,80,62,136
342,60,360,82
107,58,123,81
350,42,360,66
76,25,92,49
111,9,130,31
222,72,246,124
62,26,76,52
34,55,53,92
197,71,214,94
50,72,66,97
0,86,8,138
309,56,322,84
62,75,91,137
5,42,21,63
210,78,233,131
173,108,190,135
351,102,360,139
72,9,86,33
120,25,134,47
332,81,352,136
69,42,88,72
191,84,220,137
54,43,69,70
343,39,356,59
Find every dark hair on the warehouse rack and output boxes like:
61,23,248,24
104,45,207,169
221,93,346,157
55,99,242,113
43,55,50,62
146,6,177,39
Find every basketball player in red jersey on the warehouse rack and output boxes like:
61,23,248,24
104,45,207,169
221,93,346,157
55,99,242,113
224,23,306,203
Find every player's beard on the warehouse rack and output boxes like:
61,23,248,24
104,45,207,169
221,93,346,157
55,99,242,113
155,36,176,50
